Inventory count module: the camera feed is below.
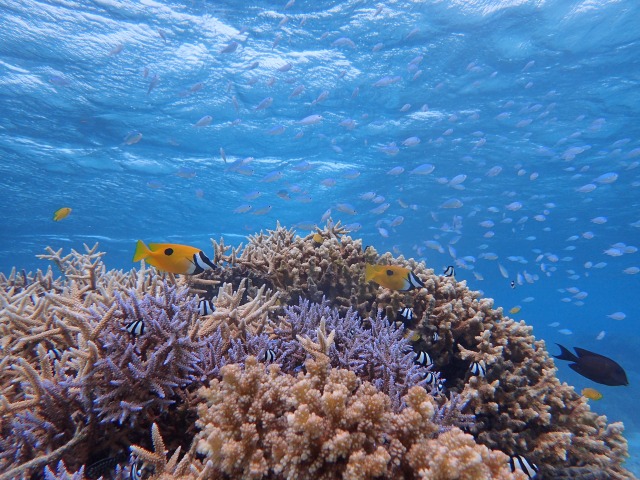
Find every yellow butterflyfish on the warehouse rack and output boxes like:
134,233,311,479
365,264,424,291
133,240,216,275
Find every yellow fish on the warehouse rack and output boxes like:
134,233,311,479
53,207,72,221
406,330,421,342
312,232,324,244
365,264,424,291
133,240,216,275
581,387,603,401
509,306,522,314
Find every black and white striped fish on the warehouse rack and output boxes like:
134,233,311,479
424,373,445,393
443,265,455,277
432,332,440,342
125,319,145,336
509,455,538,479
130,460,148,480
424,372,438,385
415,351,433,367
469,361,486,377
264,349,276,362
198,298,215,316
397,307,413,323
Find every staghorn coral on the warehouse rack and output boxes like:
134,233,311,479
202,221,378,315
196,278,280,339
407,274,632,478
87,282,206,426
43,461,87,480
0,246,217,476
0,227,635,479
194,355,518,480
270,298,436,409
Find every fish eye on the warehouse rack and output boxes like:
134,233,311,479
386,269,394,276
164,248,174,256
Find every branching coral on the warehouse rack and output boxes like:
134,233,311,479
88,282,206,426
0,227,634,479
202,221,377,315
271,298,435,410
408,275,631,478
196,278,280,339
195,355,518,480
0,246,217,476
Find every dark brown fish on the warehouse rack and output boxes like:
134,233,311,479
554,344,629,386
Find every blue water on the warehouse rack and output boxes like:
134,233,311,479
1,0,639,473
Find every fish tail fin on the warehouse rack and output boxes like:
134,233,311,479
554,344,578,362
133,240,151,262
365,263,375,283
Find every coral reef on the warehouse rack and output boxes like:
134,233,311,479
0,225,634,479
194,355,518,480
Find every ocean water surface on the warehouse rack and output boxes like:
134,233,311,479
1,0,639,474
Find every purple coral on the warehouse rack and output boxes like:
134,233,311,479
43,461,86,480
271,298,434,409
86,282,210,426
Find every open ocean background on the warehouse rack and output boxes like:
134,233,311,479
1,0,639,474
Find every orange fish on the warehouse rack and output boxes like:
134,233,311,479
133,241,216,275
581,387,603,401
509,306,522,314
365,264,424,291
53,207,72,221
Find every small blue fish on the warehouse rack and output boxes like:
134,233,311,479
289,85,305,98
220,41,239,54
252,205,272,215
147,74,159,95
233,204,252,214
194,115,213,127
336,203,357,215
410,164,435,175
255,97,273,110
379,143,399,155
298,114,323,125
123,131,143,145
373,75,401,87
244,191,262,200
261,171,283,183
266,125,286,135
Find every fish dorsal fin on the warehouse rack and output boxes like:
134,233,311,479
574,347,609,359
